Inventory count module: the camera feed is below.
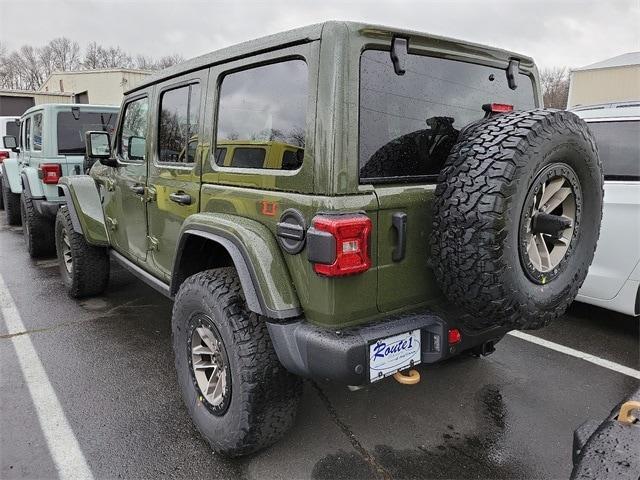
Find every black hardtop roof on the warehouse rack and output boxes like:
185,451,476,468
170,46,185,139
128,20,535,95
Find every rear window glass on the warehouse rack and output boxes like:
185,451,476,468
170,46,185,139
359,50,536,182
587,120,640,180
57,110,117,155
158,83,201,164
216,59,308,171
6,121,18,138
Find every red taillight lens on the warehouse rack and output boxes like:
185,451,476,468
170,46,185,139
38,163,62,184
448,328,462,345
0,151,9,163
309,214,372,277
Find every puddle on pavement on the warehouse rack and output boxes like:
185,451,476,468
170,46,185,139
79,298,110,311
312,384,525,480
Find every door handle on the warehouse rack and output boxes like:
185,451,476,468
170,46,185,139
169,192,192,205
130,184,145,195
391,212,407,262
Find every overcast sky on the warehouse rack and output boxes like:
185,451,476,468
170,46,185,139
1,0,638,69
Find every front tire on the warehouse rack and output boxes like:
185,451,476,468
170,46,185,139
21,193,55,258
172,268,302,457
55,206,110,298
2,174,21,225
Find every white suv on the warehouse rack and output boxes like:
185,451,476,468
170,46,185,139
0,116,20,210
573,101,640,316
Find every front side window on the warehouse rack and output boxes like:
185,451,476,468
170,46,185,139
587,120,640,180
359,50,536,182
57,110,117,155
216,59,308,170
24,117,31,151
158,83,201,164
119,97,149,162
32,114,43,151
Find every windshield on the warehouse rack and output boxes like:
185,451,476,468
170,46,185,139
57,111,117,155
359,50,537,182
586,120,640,180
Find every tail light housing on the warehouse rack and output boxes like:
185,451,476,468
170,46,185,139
38,163,62,184
0,151,9,163
307,214,372,277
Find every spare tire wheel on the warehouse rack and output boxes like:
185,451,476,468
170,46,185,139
431,109,603,331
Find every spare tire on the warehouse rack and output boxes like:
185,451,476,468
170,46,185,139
431,109,603,331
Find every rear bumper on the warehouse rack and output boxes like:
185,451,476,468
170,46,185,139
267,310,507,385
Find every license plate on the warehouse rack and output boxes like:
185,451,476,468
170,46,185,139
369,329,421,382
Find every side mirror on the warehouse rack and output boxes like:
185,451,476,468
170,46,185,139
85,131,117,167
127,136,146,161
3,135,18,152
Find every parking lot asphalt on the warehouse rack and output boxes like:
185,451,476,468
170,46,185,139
1,216,638,480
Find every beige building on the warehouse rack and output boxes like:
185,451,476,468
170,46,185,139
39,68,152,105
568,52,640,108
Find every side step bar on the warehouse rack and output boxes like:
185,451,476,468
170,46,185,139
110,250,172,299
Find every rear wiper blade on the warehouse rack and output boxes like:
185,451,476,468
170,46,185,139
507,58,519,90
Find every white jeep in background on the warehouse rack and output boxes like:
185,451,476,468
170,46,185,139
573,101,640,316
0,116,20,210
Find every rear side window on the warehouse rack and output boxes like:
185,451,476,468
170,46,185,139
57,110,117,155
359,50,536,182
158,83,201,164
119,97,149,162
6,121,18,138
587,120,640,180
24,118,31,151
230,148,265,168
32,113,43,151
216,59,307,170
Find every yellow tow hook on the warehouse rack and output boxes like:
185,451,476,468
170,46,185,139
393,369,421,385
617,400,640,425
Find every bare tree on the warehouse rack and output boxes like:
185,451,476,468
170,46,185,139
48,37,81,71
540,67,570,109
0,37,185,90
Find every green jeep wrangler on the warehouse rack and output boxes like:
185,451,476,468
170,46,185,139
55,22,603,456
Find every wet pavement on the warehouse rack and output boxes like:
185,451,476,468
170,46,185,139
1,216,638,480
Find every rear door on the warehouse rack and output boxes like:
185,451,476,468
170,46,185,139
146,71,207,281
358,49,537,312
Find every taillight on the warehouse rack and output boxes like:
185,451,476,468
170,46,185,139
0,151,9,163
38,164,62,184
308,214,372,277
448,328,462,345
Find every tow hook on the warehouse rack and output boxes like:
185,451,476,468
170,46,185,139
617,400,640,425
393,369,420,385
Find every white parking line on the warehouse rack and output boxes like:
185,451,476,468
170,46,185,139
508,330,640,380
0,273,94,480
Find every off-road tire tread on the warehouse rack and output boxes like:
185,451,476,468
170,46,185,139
173,268,301,457
21,193,55,258
431,109,602,331
2,174,21,225
55,206,109,298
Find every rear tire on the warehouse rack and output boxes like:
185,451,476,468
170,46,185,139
55,206,110,298
172,268,302,457
2,174,21,226
0,179,5,210
431,109,603,331
21,193,55,258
